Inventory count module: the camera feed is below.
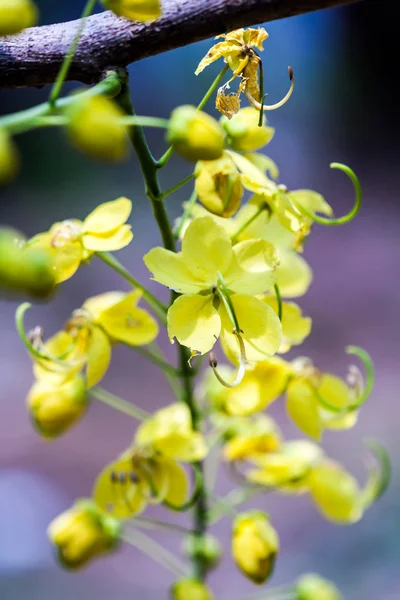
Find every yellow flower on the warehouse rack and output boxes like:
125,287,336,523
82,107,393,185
0,129,19,183
33,290,158,387
135,403,207,462
27,373,87,438
0,0,37,35
263,297,312,353
296,573,344,600
232,511,279,584
48,499,121,569
29,197,133,283
102,0,161,22
68,95,129,162
221,107,275,152
286,361,359,441
196,28,268,117
247,440,323,493
308,460,363,524
223,414,282,461
93,448,188,518
144,216,282,361
167,106,225,162
171,578,214,600
195,152,243,217
0,228,55,299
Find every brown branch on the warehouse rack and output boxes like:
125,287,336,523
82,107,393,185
0,0,362,89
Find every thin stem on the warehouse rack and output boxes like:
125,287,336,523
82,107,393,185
49,0,98,106
122,529,188,577
96,251,167,324
175,189,198,240
0,71,122,135
159,172,195,200
130,516,191,536
274,283,283,321
157,64,229,168
209,487,263,524
123,342,181,377
231,204,267,244
147,342,183,401
120,116,170,128
231,586,296,600
91,386,149,421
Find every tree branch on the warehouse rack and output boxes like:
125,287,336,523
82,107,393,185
0,0,361,89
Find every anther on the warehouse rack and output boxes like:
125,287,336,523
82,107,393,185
110,470,118,484
129,471,139,484
209,352,218,369
119,472,127,485
28,325,44,349
288,66,294,81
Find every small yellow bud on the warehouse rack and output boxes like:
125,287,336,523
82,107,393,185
182,534,222,572
171,578,214,600
232,511,279,584
48,500,121,569
296,573,343,600
195,152,243,217
0,228,55,298
167,105,225,162
221,107,275,152
67,95,129,162
0,129,19,184
0,0,37,36
27,374,88,438
102,0,161,22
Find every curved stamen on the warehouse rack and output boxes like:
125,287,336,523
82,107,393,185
245,66,295,112
209,332,246,388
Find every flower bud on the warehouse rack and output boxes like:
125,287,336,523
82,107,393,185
295,573,343,600
102,0,161,22
167,105,225,162
308,460,363,524
182,534,222,572
48,499,121,569
0,228,55,298
0,0,38,36
0,129,19,184
27,374,88,438
195,153,243,217
67,95,129,162
221,107,275,153
232,511,279,584
171,578,214,600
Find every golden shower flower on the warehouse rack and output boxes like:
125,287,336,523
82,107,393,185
26,373,87,439
67,95,129,162
135,403,208,462
29,197,133,283
102,0,161,22
221,107,275,152
263,297,312,353
33,290,158,387
93,448,188,518
195,152,243,217
232,511,279,584
144,216,282,361
0,0,37,36
171,578,214,600
167,106,225,162
295,573,343,600
223,414,282,461
48,499,121,569
0,129,19,183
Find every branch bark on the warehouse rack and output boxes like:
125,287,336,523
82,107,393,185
0,0,361,89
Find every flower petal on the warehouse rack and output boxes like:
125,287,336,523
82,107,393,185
286,378,322,441
220,294,282,363
224,239,278,295
160,458,189,508
263,297,312,352
82,197,132,234
86,326,111,387
83,291,127,321
275,248,312,298
168,294,221,355
195,42,242,75
144,247,202,294
82,224,133,251
99,292,159,346
182,217,233,286
289,190,333,217
31,233,82,284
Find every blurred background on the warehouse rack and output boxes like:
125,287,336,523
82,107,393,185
1,0,399,598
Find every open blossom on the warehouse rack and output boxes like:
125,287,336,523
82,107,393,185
29,198,133,283
144,216,282,361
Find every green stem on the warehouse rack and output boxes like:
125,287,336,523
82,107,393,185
175,189,198,240
159,172,195,200
1,71,121,135
147,342,183,401
231,204,268,244
96,251,167,324
49,0,98,106
123,342,180,377
91,386,149,421
122,529,188,576
130,516,191,536
232,586,296,600
274,283,283,321
157,64,229,168
120,116,170,128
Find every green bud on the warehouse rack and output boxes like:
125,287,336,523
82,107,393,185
182,533,222,572
0,0,38,36
167,105,225,162
295,573,343,600
221,107,275,153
